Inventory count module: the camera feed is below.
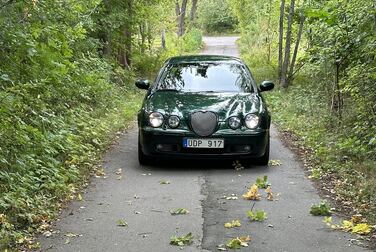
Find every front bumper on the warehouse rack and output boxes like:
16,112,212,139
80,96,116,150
139,127,269,159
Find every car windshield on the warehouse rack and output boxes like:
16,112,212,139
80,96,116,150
156,62,255,93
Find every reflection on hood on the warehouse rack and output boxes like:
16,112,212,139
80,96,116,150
145,91,261,121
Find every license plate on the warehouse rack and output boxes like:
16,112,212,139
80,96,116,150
183,138,224,148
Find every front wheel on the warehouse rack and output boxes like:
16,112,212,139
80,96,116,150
138,141,154,166
253,136,270,166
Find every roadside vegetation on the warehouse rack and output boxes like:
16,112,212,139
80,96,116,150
0,0,202,249
228,0,376,226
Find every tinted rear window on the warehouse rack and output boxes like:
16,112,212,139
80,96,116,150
157,63,255,92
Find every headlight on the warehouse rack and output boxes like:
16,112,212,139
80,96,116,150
245,114,259,129
149,112,164,127
168,115,180,128
228,116,241,129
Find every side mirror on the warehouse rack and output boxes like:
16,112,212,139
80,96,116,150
135,79,150,90
259,81,274,92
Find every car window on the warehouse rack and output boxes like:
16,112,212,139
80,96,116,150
157,63,255,93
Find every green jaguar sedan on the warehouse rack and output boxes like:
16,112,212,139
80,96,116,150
135,55,274,166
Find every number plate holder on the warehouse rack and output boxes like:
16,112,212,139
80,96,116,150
183,138,224,149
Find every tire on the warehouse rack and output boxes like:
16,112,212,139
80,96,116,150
138,141,153,166
254,135,270,166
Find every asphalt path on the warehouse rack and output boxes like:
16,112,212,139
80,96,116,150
39,36,366,252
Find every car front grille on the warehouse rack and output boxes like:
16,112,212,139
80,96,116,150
190,111,218,136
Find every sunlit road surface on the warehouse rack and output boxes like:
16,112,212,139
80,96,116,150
39,37,365,252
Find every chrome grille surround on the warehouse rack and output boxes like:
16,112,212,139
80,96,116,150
190,111,218,137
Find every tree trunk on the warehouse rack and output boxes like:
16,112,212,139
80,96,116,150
161,28,166,49
266,0,272,63
119,0,132,69
331,60,343,119
176,0,188,37
280,0,295,88
287,15,305,85
278,0,285,80
139,23,146,53
190,0,198,24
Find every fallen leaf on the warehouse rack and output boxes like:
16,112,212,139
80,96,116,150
217,244,227,251
242,184,261,200
247,210,267,221
224,220,241,228
323,216,332,225
159,180,171,185
65,233,80,238
225,196,238,200
255,175,270,189
0,214,6,224
226,236,251,249
170,208,189,215
310,201,331,216
77,193,83,201
351,214,363,224
117,219,128,227
268,160,282,166
352,223,372,235
95,168,106,177
43,231,52,237
170,232,193,246
265,186,274,201
232,160,244,171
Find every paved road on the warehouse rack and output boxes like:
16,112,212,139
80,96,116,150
40,37,365,252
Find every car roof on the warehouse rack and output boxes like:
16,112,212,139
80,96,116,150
165,55,244,65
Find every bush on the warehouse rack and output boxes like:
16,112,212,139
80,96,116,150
198,0,238,33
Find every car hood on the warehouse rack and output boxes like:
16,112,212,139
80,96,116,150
145,91,261,121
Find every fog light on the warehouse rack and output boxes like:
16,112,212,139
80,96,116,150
228,116,241,129
168,115,180,128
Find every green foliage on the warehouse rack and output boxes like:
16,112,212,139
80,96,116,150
170,232,194,246
310,201,332,216
246,210,267,221
236,0,376,224
198,0,238,33
0,0,201,249
159,29,203,59
255,175,270,189
170,208,189,215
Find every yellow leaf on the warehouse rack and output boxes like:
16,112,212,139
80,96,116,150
77,194,83,201
352,223,372,235
265,186,273,201
341,220,354,231
224,220,241,228
323,216,332,224
242,184,261,200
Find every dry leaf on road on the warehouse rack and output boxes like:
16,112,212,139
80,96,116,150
242,184,261,200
